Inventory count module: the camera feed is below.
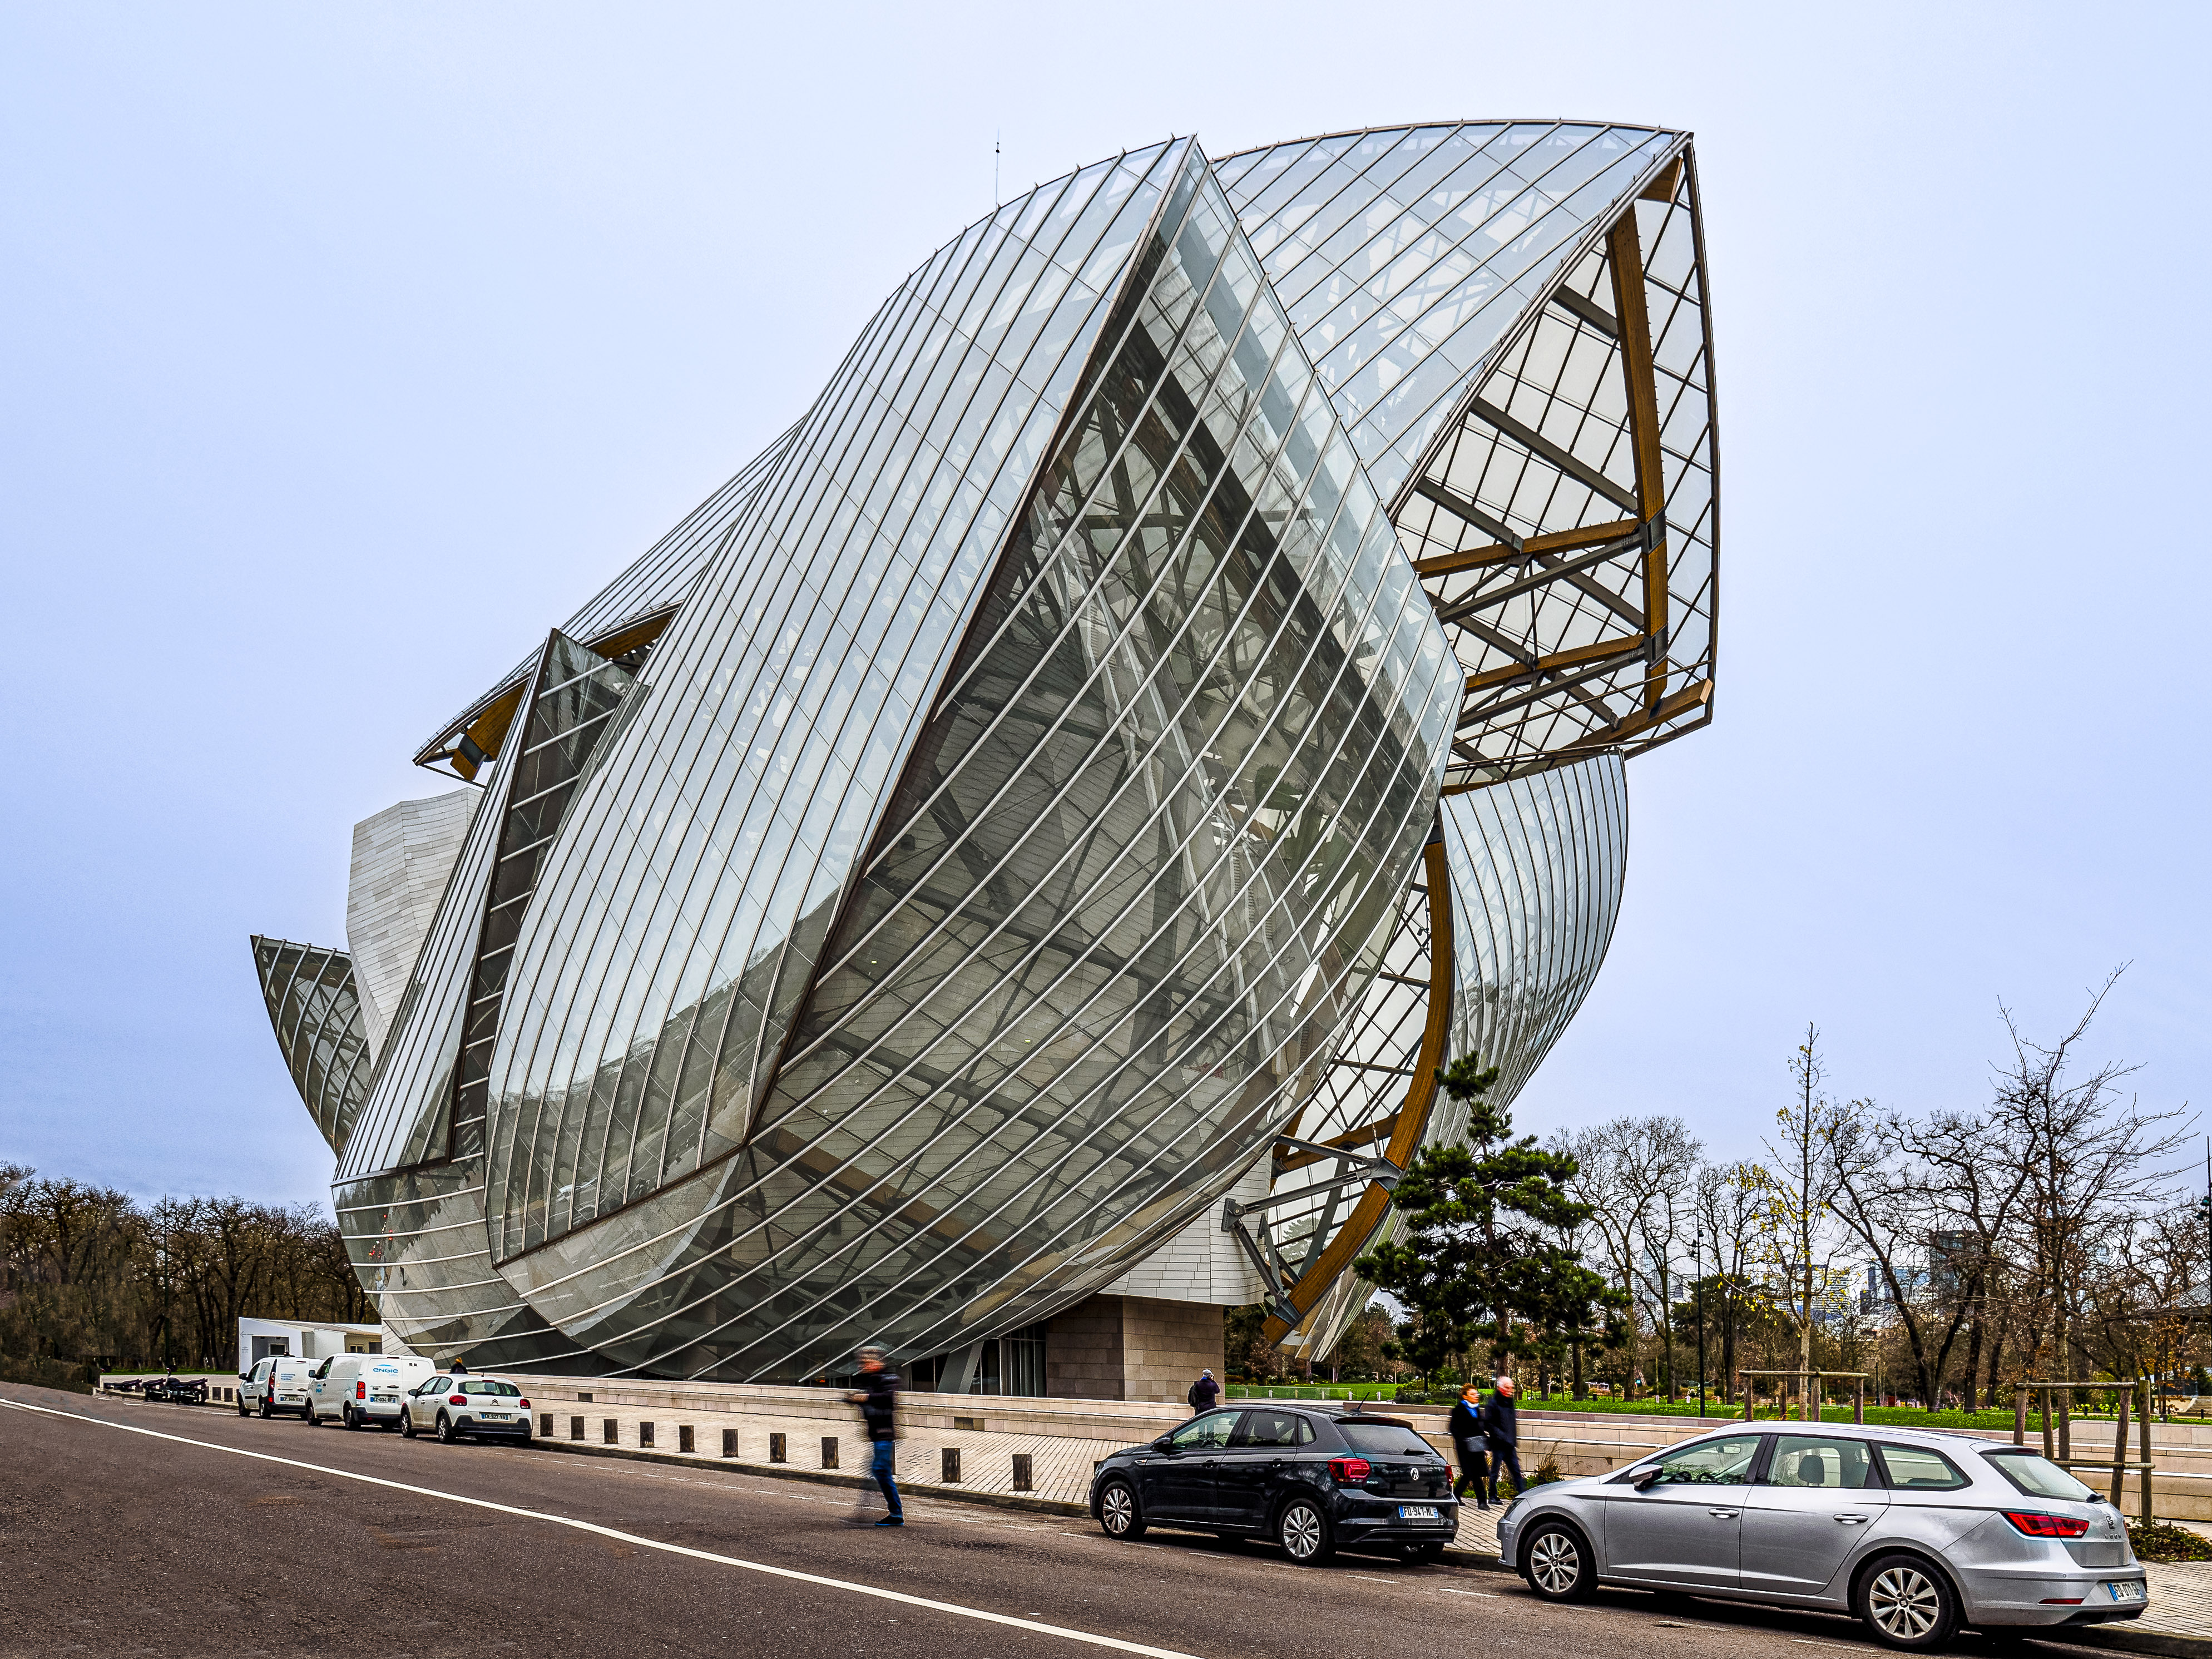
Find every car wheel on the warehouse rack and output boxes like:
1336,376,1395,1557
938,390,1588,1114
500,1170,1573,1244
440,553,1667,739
401,1410,417,1439
437,1412,460,1444
236,1400,248,1418
259,1398,271,1419
1858,1553,1961,1651
1523,1521,1595,1601
1097,1479,1146,1540
342,1404,357,1430
1277,1498,1334,1566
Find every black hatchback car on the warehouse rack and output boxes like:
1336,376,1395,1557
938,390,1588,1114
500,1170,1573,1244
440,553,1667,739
1088,1405,1457,1564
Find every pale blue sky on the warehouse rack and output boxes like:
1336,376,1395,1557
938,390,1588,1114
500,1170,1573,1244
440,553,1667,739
5,2,2205,1210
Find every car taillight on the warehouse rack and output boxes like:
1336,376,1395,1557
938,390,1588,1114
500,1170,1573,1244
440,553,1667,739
357,1382,367,1400
518,1399,530,1410
2005,1511,2090,1538
450,1394,468,1405
1328,1457,1372,1484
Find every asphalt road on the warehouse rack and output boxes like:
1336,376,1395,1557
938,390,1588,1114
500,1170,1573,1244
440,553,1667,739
0,1380,2035,1659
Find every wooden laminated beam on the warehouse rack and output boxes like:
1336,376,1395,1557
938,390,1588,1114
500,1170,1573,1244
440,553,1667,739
1638,155,1684,204
1464,633,1646,697
1413,517,1637,578
1262,836,1454,1346
1607,206,1670,712
1558,677,1711,754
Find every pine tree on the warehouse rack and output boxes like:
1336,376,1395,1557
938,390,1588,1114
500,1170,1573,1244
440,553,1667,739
1357,1057,1626,1380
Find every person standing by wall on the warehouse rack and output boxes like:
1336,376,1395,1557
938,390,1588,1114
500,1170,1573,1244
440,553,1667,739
1448,1381,1491,1509
1186,1368,1220,1414
1482,1374,1522,1504
846,1347,904,1527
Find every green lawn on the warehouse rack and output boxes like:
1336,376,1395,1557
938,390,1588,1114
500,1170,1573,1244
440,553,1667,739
1224,1384,2090,1433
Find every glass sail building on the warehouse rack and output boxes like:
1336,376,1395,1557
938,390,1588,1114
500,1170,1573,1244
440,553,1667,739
252,121,1719,1390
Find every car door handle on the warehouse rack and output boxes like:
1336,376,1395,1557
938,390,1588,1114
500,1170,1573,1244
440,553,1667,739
1834,1514,1869,1524
1708,1508,1739,1519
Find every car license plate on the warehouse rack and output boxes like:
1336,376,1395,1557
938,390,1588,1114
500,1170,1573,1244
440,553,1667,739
2107,1581,2146,1603
1398,1504,1441,1521
483,1412,509,1420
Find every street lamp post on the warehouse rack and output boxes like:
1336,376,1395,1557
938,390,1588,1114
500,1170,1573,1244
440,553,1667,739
1695,1229,1708,1419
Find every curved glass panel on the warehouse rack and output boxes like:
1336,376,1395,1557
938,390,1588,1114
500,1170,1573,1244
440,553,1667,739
250,937,372,1157
484,145,1456,1380
481,142,1194,1271
1215,123,1677,505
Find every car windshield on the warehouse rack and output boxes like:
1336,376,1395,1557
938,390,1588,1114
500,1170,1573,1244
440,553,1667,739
461,1379,522,1396
1985,1449,2096,1502
1168,1412,1238,1450
1652,1435,1760,1484
1338,1423,1433,1457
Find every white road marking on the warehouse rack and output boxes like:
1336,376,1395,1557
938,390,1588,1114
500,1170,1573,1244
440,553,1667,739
0,1398,1203,1659
1346,1574,1399,1584
1441,1588,1500,1598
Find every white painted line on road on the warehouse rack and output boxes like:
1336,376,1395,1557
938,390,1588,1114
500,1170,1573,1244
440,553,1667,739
0,1398,1204,1659
1345,1575,1398,1585
1441,1588,1500,1598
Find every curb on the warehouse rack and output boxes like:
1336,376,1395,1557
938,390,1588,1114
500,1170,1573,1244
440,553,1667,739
527,1435,1089,1518
2049,1629,2212,1659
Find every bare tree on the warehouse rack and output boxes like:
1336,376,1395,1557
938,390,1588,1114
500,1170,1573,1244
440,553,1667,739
1750,1025,1847,1409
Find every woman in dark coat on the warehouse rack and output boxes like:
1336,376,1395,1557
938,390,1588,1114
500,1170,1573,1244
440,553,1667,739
1447,1382,1489,1509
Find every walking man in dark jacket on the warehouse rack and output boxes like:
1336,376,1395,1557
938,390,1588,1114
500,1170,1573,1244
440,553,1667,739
846,1348,903,1527
1448,1382,1490,1509
1186,1368,1220,1414
1481,1374,1522,1503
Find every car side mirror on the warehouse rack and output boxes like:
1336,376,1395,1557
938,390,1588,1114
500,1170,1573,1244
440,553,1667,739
1631,1465,1664,1491
239,1372,251,1381
1153,1435,1176,1453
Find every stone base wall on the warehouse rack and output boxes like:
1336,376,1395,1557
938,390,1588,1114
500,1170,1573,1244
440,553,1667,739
1045,1294,1223,1404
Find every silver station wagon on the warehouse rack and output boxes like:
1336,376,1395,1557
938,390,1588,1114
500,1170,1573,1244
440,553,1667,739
1493,1422,2147,1650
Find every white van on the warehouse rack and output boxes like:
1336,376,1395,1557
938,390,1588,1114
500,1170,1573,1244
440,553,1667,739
238,1355,317,1419
308,1353,436,1429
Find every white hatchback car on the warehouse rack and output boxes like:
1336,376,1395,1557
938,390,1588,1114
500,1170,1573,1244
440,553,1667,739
400,1375,535,1443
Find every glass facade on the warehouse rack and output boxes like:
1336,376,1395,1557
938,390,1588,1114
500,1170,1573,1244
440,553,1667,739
250,937,372,1156
255,123,1719,1383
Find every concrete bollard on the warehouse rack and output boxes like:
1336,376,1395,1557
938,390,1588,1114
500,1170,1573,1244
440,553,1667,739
1012,1453,1032,1491
722,1428,738,1458
640,1422,655,1448
942,1447,962,1483
540,1413,553,1437
570,1415,585,1442
821,1437,839,1469
679,1425,695,1454
603,1418,618,1445
770,1433,787,1463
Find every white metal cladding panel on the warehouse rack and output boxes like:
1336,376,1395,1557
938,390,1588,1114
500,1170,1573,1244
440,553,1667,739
481,148,1455,1383
478,143,1193,1273
1284,752,1627,1361
1213,122,1679,505
346,789,478,1059
338,704,523,1182
1105,1161,1267,1305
